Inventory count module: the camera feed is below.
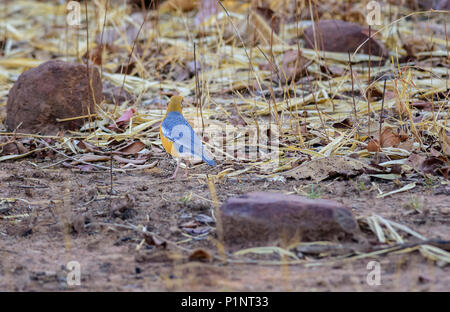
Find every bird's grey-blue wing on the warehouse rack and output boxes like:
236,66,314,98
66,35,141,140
161,112,215,166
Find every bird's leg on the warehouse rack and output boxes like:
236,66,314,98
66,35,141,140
184,160,190,178
171,159,181,179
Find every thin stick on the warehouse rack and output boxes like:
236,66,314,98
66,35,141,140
38,139,123,172
84,0,90,72
65,5,68,61
76,18,79,61
304,67,328,142
109,148,114,210
110,150,113,193
1,1,6,55
194,42,205,137
248,2,254,96
367,25,372,139
84,0,94,133
99,0,109,79
348,51,359,138
268,20,274,127
444,19,448,92
117,8,149,113
379,79,387,144
376,79,387,163
154,0,160,51
207,175,226,262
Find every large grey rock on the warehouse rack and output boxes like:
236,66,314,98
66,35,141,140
220,192,360,249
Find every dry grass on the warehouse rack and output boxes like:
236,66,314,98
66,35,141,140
0,0,449,272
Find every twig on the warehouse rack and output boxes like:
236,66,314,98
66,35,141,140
117,6,149,113
367,25,372,139
194,42,205,137
376,79,387,163
84,0,93,133
348,51,359,138
216,0,263,93
38,139,124,172
99,0,109,79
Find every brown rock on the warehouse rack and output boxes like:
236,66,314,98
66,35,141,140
435,0,450,9
303,20,387,58
220,192,360,249
402,0,443,9
6,60,102,134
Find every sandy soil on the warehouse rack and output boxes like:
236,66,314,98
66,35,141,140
0,159,449,291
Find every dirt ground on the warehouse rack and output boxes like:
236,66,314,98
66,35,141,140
0,159,449,292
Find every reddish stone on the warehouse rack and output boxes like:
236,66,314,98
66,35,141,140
303,20,387,58
403,0,442,9
6,60,102,134
220,192,360,249
435,0,450,9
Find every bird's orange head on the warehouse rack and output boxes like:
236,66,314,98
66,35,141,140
166,95,183,115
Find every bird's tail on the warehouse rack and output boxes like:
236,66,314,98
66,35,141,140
202,151,216,166
203,157,216,167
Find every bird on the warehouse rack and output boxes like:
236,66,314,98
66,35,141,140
160,95,216,179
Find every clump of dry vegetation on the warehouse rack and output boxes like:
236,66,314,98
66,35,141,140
0,0,449,291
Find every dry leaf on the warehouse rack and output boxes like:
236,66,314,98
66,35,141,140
282,156,381,181
280,49,310,83
73,154,110,164
144,233,167,248
76,140,98,153
188,248,212,263
367,128,402,152
430,147,441,157
180,220,200,228
76,164,97,172
380,127,401,148
0,140,28,155
115,108,136,127
406,153,426,170
421,157,445,175
116,140,146,155
406,153,446,175
333,118,353,129
83,45,103,66
367,139,381,152
159,0,199,12
397,139,415,151
115,62,136,75
411,101,433,111
113,155,147,165
183,226,211,235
